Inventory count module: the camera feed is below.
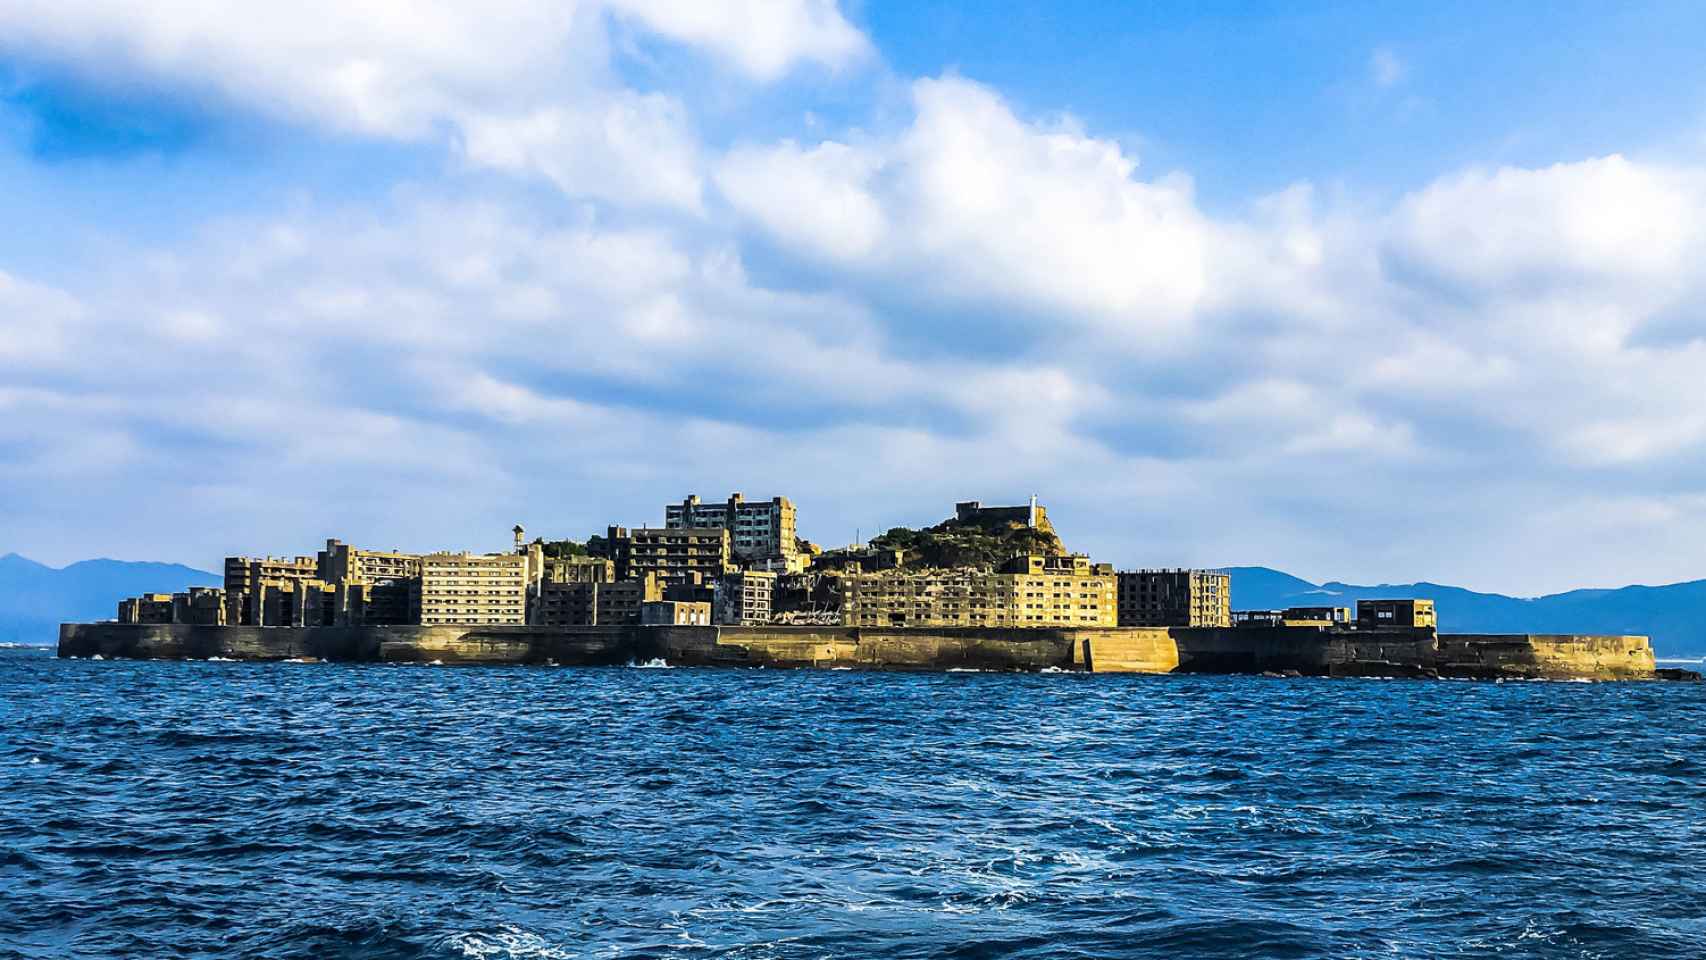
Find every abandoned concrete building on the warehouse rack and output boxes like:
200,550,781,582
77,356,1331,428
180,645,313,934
840,554,1115,629
1116,569,1232,628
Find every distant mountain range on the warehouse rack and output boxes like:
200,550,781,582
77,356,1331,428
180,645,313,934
1228,567,1706,658
0,554,218,645
3,553,1702,658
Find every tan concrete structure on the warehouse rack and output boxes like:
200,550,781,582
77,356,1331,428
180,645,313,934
413,552,529,626
117,593,175,624
609,525,733,584
312,539,424,625
641,600,712,626
716,570,776,626
223,554,318,625
171,587,227,626
1357,598,1437,629
666,493,799,564
1117,569,1232,628
542,556,615,584
841,554,1116,628
316,539,421,583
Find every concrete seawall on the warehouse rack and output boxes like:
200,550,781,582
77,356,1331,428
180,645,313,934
58,622,1663,680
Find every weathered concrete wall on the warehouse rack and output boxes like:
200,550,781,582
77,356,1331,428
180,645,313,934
57,623,632,666
1437,633,1655,680
1074,629,1179,673
58,622,1661,681
58,623,371,661
653,625,1081,671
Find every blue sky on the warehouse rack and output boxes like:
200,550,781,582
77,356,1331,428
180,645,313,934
3,1,1706,595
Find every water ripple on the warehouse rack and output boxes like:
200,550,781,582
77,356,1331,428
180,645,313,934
2,651,1705,958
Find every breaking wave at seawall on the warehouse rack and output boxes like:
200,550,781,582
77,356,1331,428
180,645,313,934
4,649,1706,958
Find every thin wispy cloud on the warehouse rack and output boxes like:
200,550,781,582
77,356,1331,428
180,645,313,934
1370,47,1406,88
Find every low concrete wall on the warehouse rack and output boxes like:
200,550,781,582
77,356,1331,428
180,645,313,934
57,623,633,666
1437,633,1656,680
57,622,1661,681
1075,629,1179,673
653,625,1081,671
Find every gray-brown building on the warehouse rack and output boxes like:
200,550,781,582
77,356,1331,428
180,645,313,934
531,580,598,627
665,493,800,564
715,570,776,626
1117,569,1232,628
531,573,664,627
117,593,176,624
1356,598,1437,629
223,554,319,625
597,575,663,625
609,525,733,585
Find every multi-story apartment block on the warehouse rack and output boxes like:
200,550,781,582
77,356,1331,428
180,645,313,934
1116,569,1231,628
665,494,798,562
840,555,1116,628
715,570,776,626
1356,598,1437,629
609,525,733,585
314,539,423,624
223,554,319,625
531,573,665,627
317,539,421,583
531,580,597,626
596,575,662,625
412,552,529,626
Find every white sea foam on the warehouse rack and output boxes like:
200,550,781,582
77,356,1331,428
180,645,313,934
428,659,444,666
206,656,236,662
631,658,672,669
89,654,104,661
443,925,572,959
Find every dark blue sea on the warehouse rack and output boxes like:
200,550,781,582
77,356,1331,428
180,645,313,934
4,649,1706,959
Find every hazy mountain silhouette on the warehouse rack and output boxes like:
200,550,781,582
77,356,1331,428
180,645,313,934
1228,566,1706,658
0,554,218,645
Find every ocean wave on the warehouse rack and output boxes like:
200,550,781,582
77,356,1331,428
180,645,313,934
6,657,1706,959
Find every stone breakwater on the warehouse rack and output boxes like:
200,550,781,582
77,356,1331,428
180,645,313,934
57,622,1670,680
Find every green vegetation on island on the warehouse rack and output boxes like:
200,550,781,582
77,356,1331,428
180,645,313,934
866,508,1068,570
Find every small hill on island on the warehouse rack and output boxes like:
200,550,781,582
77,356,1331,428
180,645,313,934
865,503,1068,570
